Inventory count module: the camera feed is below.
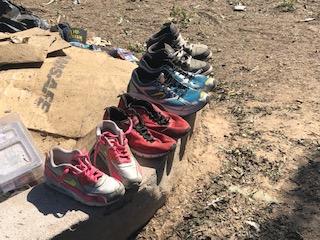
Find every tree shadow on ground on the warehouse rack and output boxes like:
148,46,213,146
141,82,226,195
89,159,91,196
257,149,320,240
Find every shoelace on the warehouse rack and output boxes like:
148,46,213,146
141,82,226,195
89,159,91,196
61,152,103,184
154,79,176,98
172,47,192,67
126,108,155,142
174,34,193,52
149,111,169,125
172,62,197,77
93,121,133,166
128,102,169,126
162,71,188,98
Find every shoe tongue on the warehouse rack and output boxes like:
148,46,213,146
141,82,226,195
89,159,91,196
71,157,86,171
164,43,176,57
100,120,122,138
156,72,166,84
170,22,179,33
116,119,131,132
163,22,180,38
102,127,118,136
130,114,140,126
132,101,159,116
101,128,127,147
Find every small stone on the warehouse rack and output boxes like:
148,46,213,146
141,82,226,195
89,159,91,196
245,220,260,232
234,3,246,11
252,190,280,204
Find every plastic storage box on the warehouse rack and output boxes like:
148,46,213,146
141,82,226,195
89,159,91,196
0,113,44,194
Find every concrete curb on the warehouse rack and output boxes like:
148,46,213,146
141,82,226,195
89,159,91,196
0,113,198,240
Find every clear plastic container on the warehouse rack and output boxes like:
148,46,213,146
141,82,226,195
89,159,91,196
0,113,44,194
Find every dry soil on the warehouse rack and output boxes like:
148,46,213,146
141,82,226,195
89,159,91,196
15,0,320,239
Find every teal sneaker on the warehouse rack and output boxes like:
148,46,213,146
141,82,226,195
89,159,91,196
128,68,209,116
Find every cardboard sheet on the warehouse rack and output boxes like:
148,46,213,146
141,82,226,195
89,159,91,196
0,47,136,138
0,28,70,65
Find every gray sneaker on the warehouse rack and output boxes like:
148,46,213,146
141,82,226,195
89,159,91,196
146,22,212,61
147,42,212,75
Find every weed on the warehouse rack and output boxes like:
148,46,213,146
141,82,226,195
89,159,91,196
127,42,145,53
169,6,192,28
276,0,296,12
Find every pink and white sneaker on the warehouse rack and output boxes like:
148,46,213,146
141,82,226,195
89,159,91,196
93,120,143,189
45,147,125,206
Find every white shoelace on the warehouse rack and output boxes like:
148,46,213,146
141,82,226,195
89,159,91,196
173,48,192,66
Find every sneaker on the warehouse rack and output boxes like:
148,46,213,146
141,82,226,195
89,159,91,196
0,0,49,32
128,68,209,116
146,22,212,61
141,43,215,90
45,147,125,206
93,120,142,189
147,41,212,75
118,93,191,138
103,107,177,158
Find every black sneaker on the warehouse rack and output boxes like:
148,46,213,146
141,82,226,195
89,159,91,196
146,22,212,61
0,0,49,33
138,43,216,92
147,41,212,75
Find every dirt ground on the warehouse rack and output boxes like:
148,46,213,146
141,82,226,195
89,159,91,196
15,0,320,239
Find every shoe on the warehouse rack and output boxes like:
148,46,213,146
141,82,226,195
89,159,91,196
146,22,212,61
93,120,142,189
147,41,212,75
0,0,49,33
44,147,125,206
141,43,215,89
103,107,177,158
128,68,209,116
118,93,191,138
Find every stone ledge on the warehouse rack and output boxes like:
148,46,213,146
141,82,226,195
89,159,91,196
0,113,198,240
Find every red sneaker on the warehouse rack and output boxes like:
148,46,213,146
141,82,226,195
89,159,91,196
118,93,191,138
103,107,177,158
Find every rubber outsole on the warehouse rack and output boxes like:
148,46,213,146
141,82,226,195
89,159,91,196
193,51,213,61
130,143,176,159
45,176,125,207
201,65,213,76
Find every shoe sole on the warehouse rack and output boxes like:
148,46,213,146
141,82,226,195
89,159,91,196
45,176,125,207
201,65,213,76
194,51,213,61
130,143,176,159
206,51,213,60
157,126,191,139
128,81,208,116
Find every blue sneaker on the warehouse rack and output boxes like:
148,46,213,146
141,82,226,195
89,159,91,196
139,44,216,91
128,68,209,116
